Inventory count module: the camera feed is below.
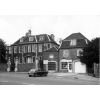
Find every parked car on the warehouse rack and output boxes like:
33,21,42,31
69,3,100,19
28,69,48,77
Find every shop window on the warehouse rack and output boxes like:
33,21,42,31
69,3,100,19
61,62,68,69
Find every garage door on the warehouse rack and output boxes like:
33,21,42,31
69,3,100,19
48,62,56,70
75,61,86,73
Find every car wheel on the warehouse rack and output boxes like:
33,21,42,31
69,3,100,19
29,75,31,77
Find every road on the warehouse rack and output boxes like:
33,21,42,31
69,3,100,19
0,72,99,85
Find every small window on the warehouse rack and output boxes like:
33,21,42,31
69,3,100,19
47,43,51,49
20,38,23,42
70,39,76,46
39,36,44,41
29,37,34,41
63,50,69,58
77,49,83,56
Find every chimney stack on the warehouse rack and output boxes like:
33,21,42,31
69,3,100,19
51,34,55,40
26,29,31,37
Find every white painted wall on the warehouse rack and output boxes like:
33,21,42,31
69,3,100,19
75,61,86,73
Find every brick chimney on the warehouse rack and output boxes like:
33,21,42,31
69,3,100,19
26,29,31,37
51,34,55,40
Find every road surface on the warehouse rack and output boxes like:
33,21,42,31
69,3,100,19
0,72,99,85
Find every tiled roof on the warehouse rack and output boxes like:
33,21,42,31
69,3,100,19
60,39,87,49
60,33,89,49
44,47,58,52
11,34,58,46
64,32,87,40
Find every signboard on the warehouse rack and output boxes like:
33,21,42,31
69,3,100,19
43,60,48,64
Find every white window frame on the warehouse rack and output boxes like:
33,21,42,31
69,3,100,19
38,44,42,52
70,39,76,46
32,44,36,52
14,46,17,53
39,36,44,41
29,37,34,41
28,45,31,53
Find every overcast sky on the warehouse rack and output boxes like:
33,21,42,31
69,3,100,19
0,15,100,45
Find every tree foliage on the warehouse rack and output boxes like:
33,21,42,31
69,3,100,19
80,38,99,68
0,38,7,64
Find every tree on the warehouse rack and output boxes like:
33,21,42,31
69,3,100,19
0,38,7,64
80,38,99,73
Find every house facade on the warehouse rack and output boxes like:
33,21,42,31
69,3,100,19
59,33,89,73
43,46,59,72
7,30,59,72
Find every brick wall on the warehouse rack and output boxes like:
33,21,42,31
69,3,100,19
0,64,8,72
17,63,35,72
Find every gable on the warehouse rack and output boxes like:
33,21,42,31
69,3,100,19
64,32,87,40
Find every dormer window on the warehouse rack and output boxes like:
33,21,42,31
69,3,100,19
85,39,88,44
70,39,76,46
20,38,23,42
29,37,34,42
39,36,44,41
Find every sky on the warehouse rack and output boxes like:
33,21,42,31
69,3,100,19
0,15,100,45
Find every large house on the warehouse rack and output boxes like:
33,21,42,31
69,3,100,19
59,32,89,73
7,30,59,72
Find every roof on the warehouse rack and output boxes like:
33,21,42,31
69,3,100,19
64,32,87,40
11,34,58,46
44,46,58,52
60,33,89,49
60,39,87,49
